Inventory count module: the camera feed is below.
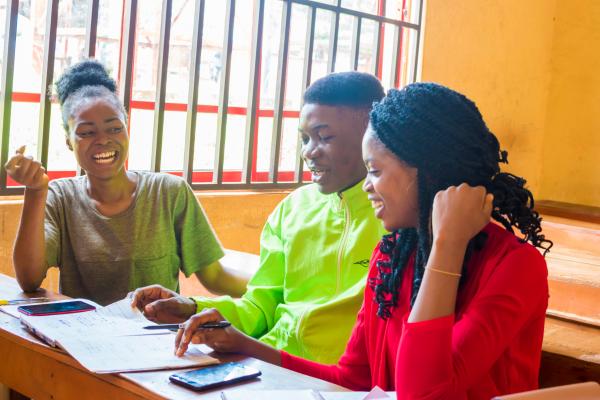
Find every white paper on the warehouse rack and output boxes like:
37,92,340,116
363,386,393,399
57,334,217,373
319,386,394,399
318,393,373,400
221,390,321,400
98,297,147,321
221,387,395,400
0,304,21,318
19,297,218,373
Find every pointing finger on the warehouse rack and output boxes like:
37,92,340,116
174,325,184,352
176,326,193,357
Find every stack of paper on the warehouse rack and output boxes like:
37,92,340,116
19,298,218,374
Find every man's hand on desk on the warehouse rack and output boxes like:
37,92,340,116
130,284,197,323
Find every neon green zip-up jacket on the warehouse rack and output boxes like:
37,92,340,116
192,180,385,363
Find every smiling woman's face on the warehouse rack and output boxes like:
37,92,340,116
362,126,419,231
67,97,129,180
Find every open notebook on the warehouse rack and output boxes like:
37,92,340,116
18,298,218,374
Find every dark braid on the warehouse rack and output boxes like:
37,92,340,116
369,229,417,319
368,82,553,319
412,173,433,306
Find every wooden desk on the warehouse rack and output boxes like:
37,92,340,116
0,274,346,399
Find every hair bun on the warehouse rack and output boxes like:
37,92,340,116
55,59,117,105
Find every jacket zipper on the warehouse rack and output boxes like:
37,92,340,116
335,196,351,295
295,195,351,357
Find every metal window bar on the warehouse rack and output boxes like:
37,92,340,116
151,0,173,172
77,0,100,177
213,0,236,185
190,181,307,190
37,0,59,170
183,0,206,185
294,5,316,183
327,0,342,73
375,0,386,79
351,16,362,71
0,0,19,193
0,0,423,194
269,0,292,183
119,0,138,115
242,0,265,184
413,0,425,82
290,0,419,29
85,0,99,58
390,24,402,88
373,21,383,78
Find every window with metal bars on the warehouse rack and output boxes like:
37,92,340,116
0,0,423,194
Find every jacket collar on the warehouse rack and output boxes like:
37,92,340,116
327,179,370,213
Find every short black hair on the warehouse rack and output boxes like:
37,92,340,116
303,71,385,108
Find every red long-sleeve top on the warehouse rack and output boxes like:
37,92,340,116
281,223,548,399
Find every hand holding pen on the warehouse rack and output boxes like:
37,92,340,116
172,309,281,365
143,321,231,330
174,309,252,357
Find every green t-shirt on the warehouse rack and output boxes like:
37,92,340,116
45,171,224,305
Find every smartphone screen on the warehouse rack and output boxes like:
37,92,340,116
18,300,96,316
169,362,261,391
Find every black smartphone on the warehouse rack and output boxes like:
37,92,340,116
18,300,96,316
169,362,261,391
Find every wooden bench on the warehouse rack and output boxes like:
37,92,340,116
494,381,600,399
536,201,600,386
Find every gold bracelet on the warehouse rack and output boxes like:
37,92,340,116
426,266,462,278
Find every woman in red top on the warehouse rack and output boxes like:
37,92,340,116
176,83,553,399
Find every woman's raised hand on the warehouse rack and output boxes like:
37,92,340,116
432,183,493,246
4,145,49,191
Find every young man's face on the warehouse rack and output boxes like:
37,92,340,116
299,103,368,194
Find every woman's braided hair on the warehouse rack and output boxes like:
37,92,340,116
368,82,552,319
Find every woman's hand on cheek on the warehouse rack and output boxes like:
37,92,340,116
174,309,250,357
432,183,493,246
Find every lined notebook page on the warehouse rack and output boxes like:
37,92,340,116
20,298,218,373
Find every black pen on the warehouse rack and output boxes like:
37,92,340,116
143,321,231,330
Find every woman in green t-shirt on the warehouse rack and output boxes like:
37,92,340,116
4,60,247,304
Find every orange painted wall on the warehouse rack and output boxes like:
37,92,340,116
539,1,600,206
420,0,557,197
420,0,600,206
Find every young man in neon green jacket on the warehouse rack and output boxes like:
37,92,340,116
132,72,386,363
